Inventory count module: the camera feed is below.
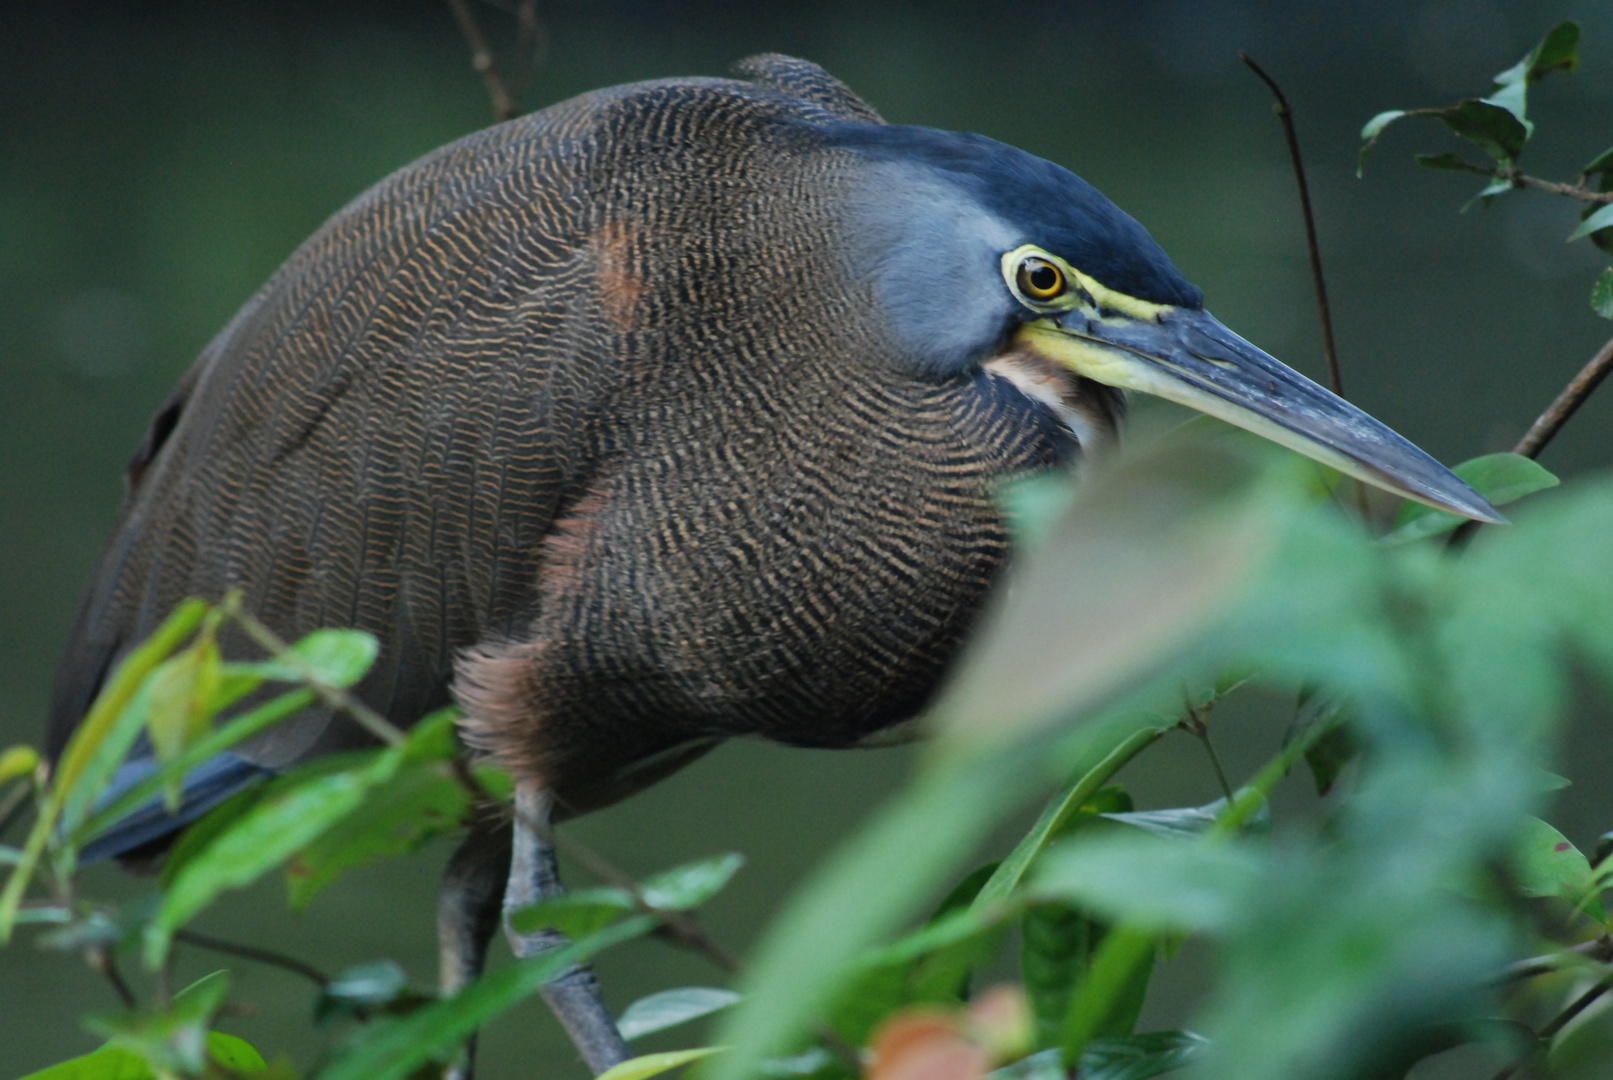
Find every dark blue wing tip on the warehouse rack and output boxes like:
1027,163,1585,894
77,753,273,864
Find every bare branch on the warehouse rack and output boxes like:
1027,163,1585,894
1240,53,1345,400
1450,331,1613,546
446,0,519,121
174,927,330,988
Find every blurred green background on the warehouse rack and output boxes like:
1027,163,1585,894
4,1,1613,1076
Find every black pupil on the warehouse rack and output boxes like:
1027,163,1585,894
1028,264,1059,294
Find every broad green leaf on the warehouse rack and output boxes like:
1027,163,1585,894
146,747,407,966
972,727,1165,913
315,915,655,1080
932,431,1278,749
619,987,741,1041
1022,902,1101,1048
15,1032,266,1079
1035,832,1261,932
285,715,470,910
999,470,1079,550
1568,203,1613,243
251,628,379,688
507,887,636,937
1080,1030,1209,1080
146,634,222,764
1592,267,1613,320
1487,21,1579,126
1384,454,1558,544
0,745,39,786
1285,687,1354,796
640,852,745,910
1358,110,1406,175
1103,793,1269,840
2,599,208,940
1436,99,1529,163
708,437,1317,1080
596,1047,724,1080
1513,816,1607,920
1058,927,1156,1061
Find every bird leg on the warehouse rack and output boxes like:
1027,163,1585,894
503,779,630,1075
438,816,512,1080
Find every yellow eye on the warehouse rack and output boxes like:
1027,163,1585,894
1016,256,1066,301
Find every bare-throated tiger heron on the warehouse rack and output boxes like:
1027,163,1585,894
49,55,1499,1075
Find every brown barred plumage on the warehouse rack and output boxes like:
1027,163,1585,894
48,55,1120,820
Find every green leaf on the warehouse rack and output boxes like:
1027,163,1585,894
707,435,1314,1080
1584,146,1613,184
1414,152,1492,174
146,635,224,810
14,1046,158,1080
2,599,209,941
1358,110,1407,175
1080,1030,1209,1080
1592,268,1613,320
1285,687,1354,796
999,470,1079,550
619,988,742,1041
596,1048,725,1080
1513,816,1607,920
971,727,1165,914
14,1032,266,1080
640,852,745,910
1058,927,1156,1061
1567,203,1613,243
285,714,469,910
0,745,39,786
1436,99,1529,163
506,887,637,937
252,628,379,688
1487,21,1579,128
1034,832,1262,932
1384,454,1558,544
1023,902,1102,1048
146,747,408,966
1103,793,1269,840
315,916,655,1080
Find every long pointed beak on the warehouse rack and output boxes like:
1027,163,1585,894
1017,307,1504,523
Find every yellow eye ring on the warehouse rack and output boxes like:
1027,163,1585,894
1016,256,1066,301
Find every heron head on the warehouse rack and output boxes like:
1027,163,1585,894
831,123,1502,523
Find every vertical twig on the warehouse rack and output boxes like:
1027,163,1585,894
1240,52,1371,520
1240,52,1344,399
446,0,520,121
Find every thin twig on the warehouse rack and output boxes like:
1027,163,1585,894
446,0,519,121
1241,52,1372,521
510,0,542,98
1178,695,1234,802
1491,969,1613,1080
1512,332,1613,460
87,945,137,1009
1240,53,1344,399
1449,331,1613,547
173,927,330,988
